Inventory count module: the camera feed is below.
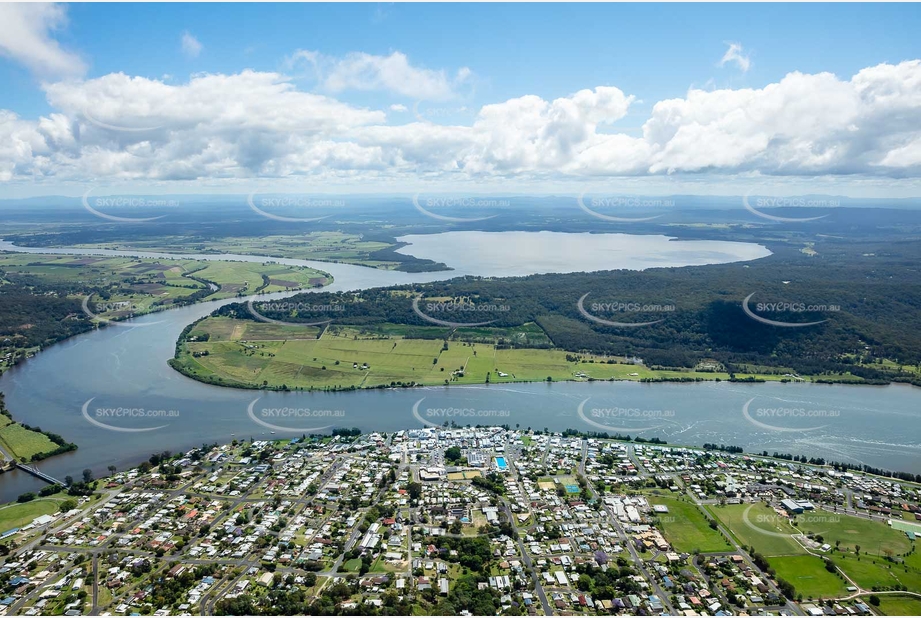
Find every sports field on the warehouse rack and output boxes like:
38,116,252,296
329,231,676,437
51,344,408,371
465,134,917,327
707,503,805,556
709,502,921,598
648,494,732,553
0,498,61,533
795,511,912,557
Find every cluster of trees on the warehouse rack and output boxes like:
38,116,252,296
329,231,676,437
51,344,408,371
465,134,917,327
829,460,921,484
768,451,828,465
0,280,93,351
572,559,642,599
429,535,494,573
562,428,667,444
471,472,506,496
703,443,744,454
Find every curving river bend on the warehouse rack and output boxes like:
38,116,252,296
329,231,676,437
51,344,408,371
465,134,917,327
0,236,919,501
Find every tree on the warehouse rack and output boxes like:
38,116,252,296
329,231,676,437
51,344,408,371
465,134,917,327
59,499,78,513
82,468,94,483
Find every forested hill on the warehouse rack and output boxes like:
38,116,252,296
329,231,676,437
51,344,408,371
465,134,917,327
215,238,921,384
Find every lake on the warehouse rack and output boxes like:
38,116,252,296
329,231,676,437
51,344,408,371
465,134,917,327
396,231,772,276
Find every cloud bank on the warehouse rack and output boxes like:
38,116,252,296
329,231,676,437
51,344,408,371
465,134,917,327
2,54,921,187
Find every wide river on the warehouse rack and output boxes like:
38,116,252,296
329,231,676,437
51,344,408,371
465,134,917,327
0,234,919,501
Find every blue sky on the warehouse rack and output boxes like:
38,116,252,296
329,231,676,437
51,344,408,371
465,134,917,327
1,3,920,197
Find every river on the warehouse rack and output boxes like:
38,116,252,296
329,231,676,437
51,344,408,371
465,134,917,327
0,237,919,501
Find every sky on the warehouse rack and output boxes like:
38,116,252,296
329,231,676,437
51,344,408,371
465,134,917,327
1,2,921,198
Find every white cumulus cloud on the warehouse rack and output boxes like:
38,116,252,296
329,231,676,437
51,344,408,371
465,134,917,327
2,60,921,187
289,49,471,101
0,3,85,78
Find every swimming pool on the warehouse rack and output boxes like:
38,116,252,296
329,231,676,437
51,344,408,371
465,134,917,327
495,456,508,470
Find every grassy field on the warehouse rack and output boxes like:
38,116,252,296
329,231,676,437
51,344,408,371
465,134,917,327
769,555,849,599
0,498,61,532
833,553,921,591
874,594,921,615
189,261,327,296
795,511,912,557
0,253,331,324
647,494,732,553
709,503,921,597
0,422,61,460
173,317,788,391
75,231,408,270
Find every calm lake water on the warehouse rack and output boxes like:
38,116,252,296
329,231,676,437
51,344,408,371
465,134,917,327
0,236,918,501
395,231,772,276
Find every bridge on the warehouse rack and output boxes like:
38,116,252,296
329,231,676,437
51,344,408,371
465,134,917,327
14,463,68,487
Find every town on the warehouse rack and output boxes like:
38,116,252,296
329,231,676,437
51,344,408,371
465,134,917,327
0,426,919,616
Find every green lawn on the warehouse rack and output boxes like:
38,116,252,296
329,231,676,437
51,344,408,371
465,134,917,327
708,503,806,557
648,494,732,553
833,553,921,592
795,511,912,557
770,555,849,599
342,558,363,572
873,594,921,616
